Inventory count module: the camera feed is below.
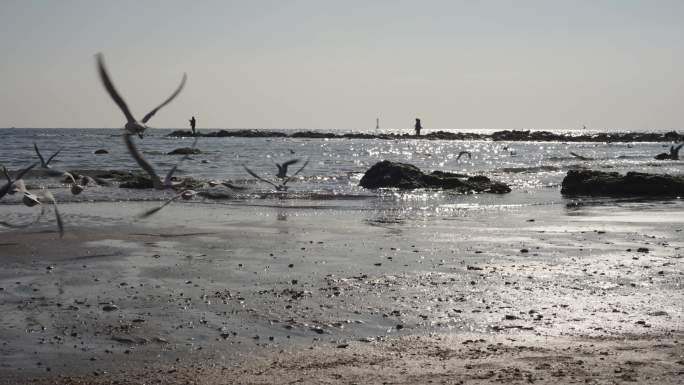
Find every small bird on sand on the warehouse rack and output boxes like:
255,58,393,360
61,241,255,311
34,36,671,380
96,53,186,139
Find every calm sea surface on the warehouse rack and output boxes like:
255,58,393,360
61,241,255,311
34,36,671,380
1,128,682,219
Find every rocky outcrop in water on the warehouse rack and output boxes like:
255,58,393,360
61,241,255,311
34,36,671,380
168,129,287,138
561,170,684,196
94,170,203,190
359,161,511,193
167,129,684,143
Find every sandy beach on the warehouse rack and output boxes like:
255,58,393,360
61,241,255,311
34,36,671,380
1,200,682,384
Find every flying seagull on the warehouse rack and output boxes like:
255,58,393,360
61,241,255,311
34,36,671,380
96,53,186,139
34,143,62,169
43,190,64,237
243,158,309,191
137,189,198,219
0,163,37,200
0,179,63,237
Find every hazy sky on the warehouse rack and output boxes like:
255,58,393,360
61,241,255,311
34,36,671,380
1,0,683,130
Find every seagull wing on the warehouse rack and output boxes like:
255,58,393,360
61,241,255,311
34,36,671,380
12,179,28,193
243,165,279,189
2,167,10,183
163,136,197,186
141,73,187,124
0,205,46,229
0,163,37,199
123,133,163,189
43,191,64,238
280,159,299,176
62,172,77,184
45,149,62,166
33,143,46,167
281,159,300,168
137,193,183,219
96,53,136,124
282,158,309,186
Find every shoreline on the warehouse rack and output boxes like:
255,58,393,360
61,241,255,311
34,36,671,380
167,128,684,143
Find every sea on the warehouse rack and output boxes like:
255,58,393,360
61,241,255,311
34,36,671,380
1,127,683,224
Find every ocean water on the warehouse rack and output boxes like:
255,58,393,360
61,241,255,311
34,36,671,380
0,128,682,220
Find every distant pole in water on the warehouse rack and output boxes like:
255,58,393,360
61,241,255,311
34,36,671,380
189,116,197,135
414,118,422,136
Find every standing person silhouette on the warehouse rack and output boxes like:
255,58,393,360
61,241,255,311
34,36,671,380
189,116,197,135
414,118,422,136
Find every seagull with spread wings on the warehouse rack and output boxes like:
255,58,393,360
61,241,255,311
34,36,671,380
0,164,37,200
243,158,309,191
96,53,186,139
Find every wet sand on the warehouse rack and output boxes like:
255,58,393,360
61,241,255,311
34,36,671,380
0,200,683,384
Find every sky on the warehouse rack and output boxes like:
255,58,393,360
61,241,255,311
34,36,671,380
1,0,684,131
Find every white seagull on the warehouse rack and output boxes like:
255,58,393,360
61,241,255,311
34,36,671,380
243,158,309,191
96,53,186,139
0,164,37,200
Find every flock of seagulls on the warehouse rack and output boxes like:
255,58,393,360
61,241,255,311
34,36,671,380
0,53,310,237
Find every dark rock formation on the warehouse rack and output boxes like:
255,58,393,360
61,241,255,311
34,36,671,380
94,149,108,154
167,129,287,138
561,170,684,196
166,129,684,143
290,131,338,139
359,161,511,193
96,169,205,189
101,171,155,189
168,147,201,155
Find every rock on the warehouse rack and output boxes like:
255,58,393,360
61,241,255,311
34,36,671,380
167,129,287,138
168,147,201,155
119,174,155,189
359,161,511,193
94,149,108,154
560,170,684,196
102,304,119,312
290,131,338,139
637,247,649,253
163,129,684,142
94,170,203,189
